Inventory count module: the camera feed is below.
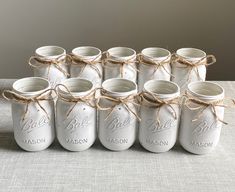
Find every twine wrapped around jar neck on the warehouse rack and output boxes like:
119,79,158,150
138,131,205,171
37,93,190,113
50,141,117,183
102,51,138,78
171,53,216,82
183,91,227,125
55,84,96,117
28,55,70,78
139,91,179,125
67,53,102,78
136,53,174,79
2,89,56,121
96,88,140,121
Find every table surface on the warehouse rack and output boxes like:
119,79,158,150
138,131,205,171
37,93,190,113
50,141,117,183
0,80,235,192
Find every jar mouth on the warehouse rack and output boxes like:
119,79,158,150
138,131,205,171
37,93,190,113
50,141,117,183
187,81,224,100
35,46,66,57
141,47,170,59
107,47,136,59
13,77,50,94
72,46,101,58
102,78,137,95
143,80,180,99
58,78,93,95
176,48,206,59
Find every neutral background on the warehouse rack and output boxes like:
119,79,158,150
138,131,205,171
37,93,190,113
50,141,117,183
0,0,234,80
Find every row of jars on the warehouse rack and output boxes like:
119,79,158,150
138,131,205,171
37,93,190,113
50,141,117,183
28,46,216,91
3,77,225,155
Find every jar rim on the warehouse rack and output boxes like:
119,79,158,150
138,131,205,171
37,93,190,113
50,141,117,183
58,78,94,97
35,45,66,58
72,46,101,58
143,80,180,99
176,48,206,59
102,78,137,96
187,81,224,100
107,47,136,60
13,77,50,95
141,47,171,60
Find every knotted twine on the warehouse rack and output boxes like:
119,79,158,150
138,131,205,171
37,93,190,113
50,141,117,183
171,53,216,83
183,91,227,125
55,84,96,117
96,88,141,121
136,53,174,79
138,91,179,125
28,55,70,78
102,51,138,78
67,53,102,78
2,89,56,121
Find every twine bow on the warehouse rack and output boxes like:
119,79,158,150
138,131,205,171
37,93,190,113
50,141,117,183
136,53,174,79
102,51,138,78
55,84,96,117
183,91,227,125
2,89,56,121
171,53,216,83
139,91,179,125
96,89,141,121
28,55,70,78
67,53,102,78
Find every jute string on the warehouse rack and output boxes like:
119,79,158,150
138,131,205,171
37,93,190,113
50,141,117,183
183,91,227,125
28,55,70,78
102,51,138,78
2,89,56,121
96,88,141,121
55,84,96,117
136,53,174,79
138,91,179,125
67,53,102,78
171,53,216,83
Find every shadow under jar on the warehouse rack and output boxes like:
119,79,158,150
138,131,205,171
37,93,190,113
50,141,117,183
98,78,138,151
139,80,180,153
138,47,171,91
179,81,225,155
56,78,96,151
70,46,102,88
5,77,55,151
103,47,137,82
29,46,69,88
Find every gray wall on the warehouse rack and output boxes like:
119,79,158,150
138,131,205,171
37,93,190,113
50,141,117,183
0,0,234,80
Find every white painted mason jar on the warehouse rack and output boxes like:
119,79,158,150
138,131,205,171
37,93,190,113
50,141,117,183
138,47,171,91
56,78,96,151
28,46,69,88
70,46,102,88
3,77,55,151
98,78,138,151
139,80,180,153
179,81,225,155
171,48,216,92
103,47,137,82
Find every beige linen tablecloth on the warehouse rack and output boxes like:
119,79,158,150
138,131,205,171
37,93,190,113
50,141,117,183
0,80,234,192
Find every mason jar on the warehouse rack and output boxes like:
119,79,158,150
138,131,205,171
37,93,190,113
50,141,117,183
171,48,216,92
56,78,96,151
138,47,171,91
139,80,180,153
98,78,138,151
103,47,137,82
3,77,55,151
70,46,102,88
179,81,225,155
28,45,69,88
